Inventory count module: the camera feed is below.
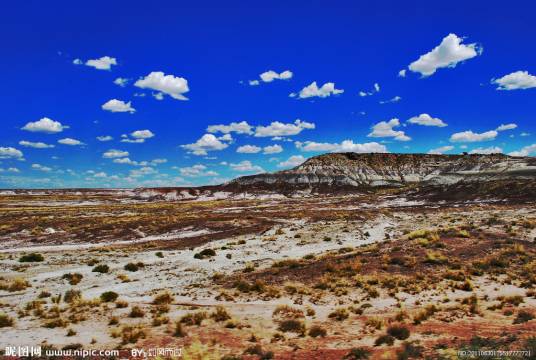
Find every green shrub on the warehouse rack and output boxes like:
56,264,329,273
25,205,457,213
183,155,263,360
19,253,44,262
100,291,119,302
278,319,305,334
193,248,216,259
387,324,410,340
343,347,371,359
308,325,327,338
374,334,395,346
92,264,109,273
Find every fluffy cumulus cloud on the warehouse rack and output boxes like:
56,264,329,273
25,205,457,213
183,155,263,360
134,71,189,100
469,146,503,154
114,77,129,87
32,163,52,172
492,71,536,90
102,99,136,113
258,70,293,83
181,134,228,156
22,117,67,133
408,113,447,127
254,119,315,137
508,144,536,157
19,140,55,149
263,144,283,154
496,123,517,131
81,56,117,70
368,119,411,141
207,121,253,135
296,140,387,153
236,145,261,154
278,155,306,168
291,81,343,99
450,130,497,143
96,135,113,142
103,149,129,158
427,145,454,155
0,147,24,159
229,160,264,173
58,138,83,146
0,167,19,173
121,130,155,143
408,33,482,77
398,69,407,77
179,164,218,177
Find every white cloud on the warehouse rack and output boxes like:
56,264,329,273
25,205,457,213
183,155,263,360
114,77,129,87
19,140,55,149
230,160,264,173
131,130,155,139
101,99,136,113
150,158,167,165
96,135,113,142
469,146,503,154
254,119,315,137
449,130,497,143
58,138,83,146
520,132,530,137
293,81,343,99
296,140,387,153
207,121,253,135
359,83,380,97
236,145,261,154
427,145,454,155
277,155,306,168
32,163,52,172
408,33,482,77
93,172,107,178
85,56,117,70
259,70,293,83
398,69,406,77
113,157,137,165
179,164,218,177
408,113,447,127
73,58,83,65
22,117,67,133
368,119,411,141
379,96,402,104
129,166,157,177
496,123,517,131
218,134,233,142
153,92,164,101
181,134,229,156
0,167,19,173
134,71,189,100
508,144,536,157
263,144,283,154
0,147,24,159
492,71,536,90
249,80,260,86
103,149,129,158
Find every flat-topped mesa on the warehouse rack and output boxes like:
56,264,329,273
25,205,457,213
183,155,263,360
229,152,536,188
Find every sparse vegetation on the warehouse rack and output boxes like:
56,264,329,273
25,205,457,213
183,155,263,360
92,264,109,273
19,253,44,262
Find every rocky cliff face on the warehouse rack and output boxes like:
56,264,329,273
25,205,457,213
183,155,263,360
230,153,536,188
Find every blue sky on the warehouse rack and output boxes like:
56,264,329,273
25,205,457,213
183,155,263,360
1,0,535,188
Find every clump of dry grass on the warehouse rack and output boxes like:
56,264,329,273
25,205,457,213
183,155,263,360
180,311,207,326
210,306,231,322
121,325,146,344
129,306,145,318
0,313,14,327
152,291,174,305
328,307,349,321
0,278,31,292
